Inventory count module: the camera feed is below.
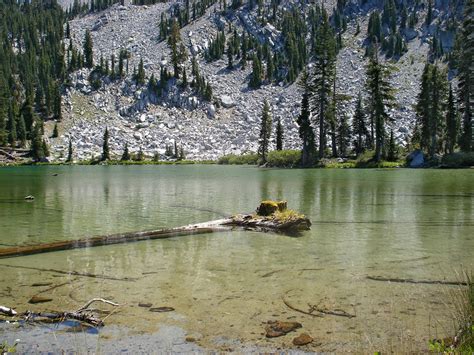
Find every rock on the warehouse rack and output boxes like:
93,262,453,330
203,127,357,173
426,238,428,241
185,336,196,342
29,295,53,304
220,95,235,108
407,149,424,168
138,302,152,308
208,104,216,118
293,333,313,346
149,306,175,312
24,195,35,200
265,320,302,338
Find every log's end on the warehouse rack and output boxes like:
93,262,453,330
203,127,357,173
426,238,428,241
256,200,288,216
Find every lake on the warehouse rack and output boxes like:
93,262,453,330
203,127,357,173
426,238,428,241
0,165,473,352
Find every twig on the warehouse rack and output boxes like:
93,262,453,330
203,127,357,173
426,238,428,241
77,298,120,312
282,297,323,318
307,304,355,318
367,275,468,286
0,305,17,316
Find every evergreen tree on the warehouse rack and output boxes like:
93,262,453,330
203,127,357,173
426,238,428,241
84,29,94,69
258,100,272,164
67,139,73,162
309,8,336,159
42,139,50,157
168,20,185,78
7,105,17,147
136,58,146,85
445,84,458,154
30,123,45,161
353,93,368,155
297,83,316,167
337,113,351,157
365,49,395,161
387,129,398,161
101,127,110,161
275,118,283,150
458,0,473,152
121,143,131,161
250,54,262,88
52,123,59,138
17,114,27,147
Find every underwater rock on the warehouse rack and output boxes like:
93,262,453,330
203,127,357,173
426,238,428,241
29,295,53,304
265,320,302,338
292,333,313,346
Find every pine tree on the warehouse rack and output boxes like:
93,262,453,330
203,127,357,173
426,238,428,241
7,104,17,147
309,7,336,159
250,54,262,88
337,113,351,157
42,139,50,157
17,114,27,147
458,0,473,152
31,123,45,161
258,99,272,164
67,139,73,162
136,58,146,85
387,129,398,161
297,84,316,167
52,123,59,138
101,127,110,161
84,29,94,69
353,93,368,155
275,118,283,150
365,49,395,161
121,143,130,161
445,84,458,154
168,20,184,78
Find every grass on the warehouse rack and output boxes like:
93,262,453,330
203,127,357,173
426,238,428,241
272,209,305,223
429,270,473,353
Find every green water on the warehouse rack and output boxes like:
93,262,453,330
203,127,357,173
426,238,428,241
0,165,473,352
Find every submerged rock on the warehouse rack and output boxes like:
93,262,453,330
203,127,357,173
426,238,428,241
265,320,302,338
293,333,313,346
29,295,53,304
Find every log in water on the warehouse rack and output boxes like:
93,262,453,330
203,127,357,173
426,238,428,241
0,208,311,259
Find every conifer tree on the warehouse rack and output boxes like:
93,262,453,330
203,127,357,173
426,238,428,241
445,84,458,154
387,129,398,161
31,123,45,161
17,114,27,147
101,127,110,161
136,58,146,85
67,139,73,162
309,7,336,159
353,93,368,155
297,84,316,167
250,54,262,88
337,113,351,157
365,49,395,161
52,123,59,138
168,20,185,78
258,99,272,164
84,29,94,69
7,105,17,147
42,139,50,157
121,143,130,161
275,118,283,150
458,0,473,152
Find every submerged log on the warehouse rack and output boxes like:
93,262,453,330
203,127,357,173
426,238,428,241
0,202,311,259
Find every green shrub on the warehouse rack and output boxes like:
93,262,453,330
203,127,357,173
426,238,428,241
441,152,474,168
266,150,301,168
218,153,259,165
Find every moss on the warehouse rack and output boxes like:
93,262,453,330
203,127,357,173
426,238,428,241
272,209,305,223
256,200,279,216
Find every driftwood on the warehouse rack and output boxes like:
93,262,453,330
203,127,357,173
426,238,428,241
0,204,311,259
0,263,136,281
1,298,120,327
367,275,468,286
282,289,355,319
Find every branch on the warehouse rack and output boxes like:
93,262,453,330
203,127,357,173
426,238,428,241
0,306,17,316
77,298,120,312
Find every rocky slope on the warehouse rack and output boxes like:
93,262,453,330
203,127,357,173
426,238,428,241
50,0,439,161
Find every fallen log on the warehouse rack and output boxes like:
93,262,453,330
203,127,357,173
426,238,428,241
0,201,311,259
1,298,120,328
367,275,468,286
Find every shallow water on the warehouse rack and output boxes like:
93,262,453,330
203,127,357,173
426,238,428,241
0,165,473,352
